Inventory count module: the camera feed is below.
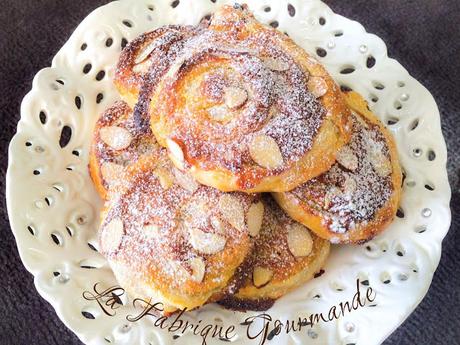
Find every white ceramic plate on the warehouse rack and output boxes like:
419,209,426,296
6,0,451,344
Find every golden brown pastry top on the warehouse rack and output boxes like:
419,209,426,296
99,154,258,309
143,4,351,191
281,89,403,244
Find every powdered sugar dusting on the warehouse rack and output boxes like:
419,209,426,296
143,6,329,187
290,112,394,234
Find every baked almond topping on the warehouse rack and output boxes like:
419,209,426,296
253,267,273,288
247,202,264,237
134,41,158,64
224,86,248,109
249,135,284,169
210,216,225,234
100,162,124,184
287,224,313,257
166,139,185,169
188,228,227,254
208,105,232,122
132,59,152,74
189,257,206,282
173,168,199,193
368,149,392,177
263,57,290,71
343,175,357,194
100,126,133,150
323,186,341,210
154,167,174,189
101,218,124,253
336,146,359,171
218,194,245,231
308,77,328,98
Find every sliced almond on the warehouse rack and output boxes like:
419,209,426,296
323,186,341,210
253,267,273,288
218,194,245,231
154,167,174,189
173,168,199,193
208,105,233,122
101,218,124,253
166,139,185,170
100,126,133,150
210,216,225,234
134,40,158,64
247,202,264,237
287,224,313,257
189,228,226,255
336,146,359,171
189,257,206,282
368,150,392,177
343,175,357,195
101,162,124,184
132,59,152,74
143,224,159,239
263,57,290,71
308,77,328,98
224,86,248,109
249,135,284,169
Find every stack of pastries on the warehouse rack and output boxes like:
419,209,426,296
89,5,402,314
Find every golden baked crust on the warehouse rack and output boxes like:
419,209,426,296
143,4,351,193
99,155,259,314
273,91,402,244
89,101,159,200
219,195,330,310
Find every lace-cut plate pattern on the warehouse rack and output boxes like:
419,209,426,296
6,0,451,344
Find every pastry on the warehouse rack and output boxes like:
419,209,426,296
98,154,259,314
142,4,351,193
89,101,159,200
273,92,402,244
219,195,330,311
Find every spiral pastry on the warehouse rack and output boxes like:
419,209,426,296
89,101,159,200
98,153,262,313
143,5,351,193
274,92,402,244
219,195,330,311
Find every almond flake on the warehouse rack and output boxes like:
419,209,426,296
189,257,206,282
369,150,392,177
263,57,290,71
287,224,313,257
247,202,264,237
218,195,245,231
249,135,284,169
166,139,185,169
101,162,124,184
101,218,124,253
208,105,232,122
336,146,359,171
189,228,226,255
154,167,174,189
100,126,133,150
132,59,152,74
308,77,328,98
134,40,158,64
224,86,248,109
343,175,357,195
173,168,199,193
253,267,273,288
